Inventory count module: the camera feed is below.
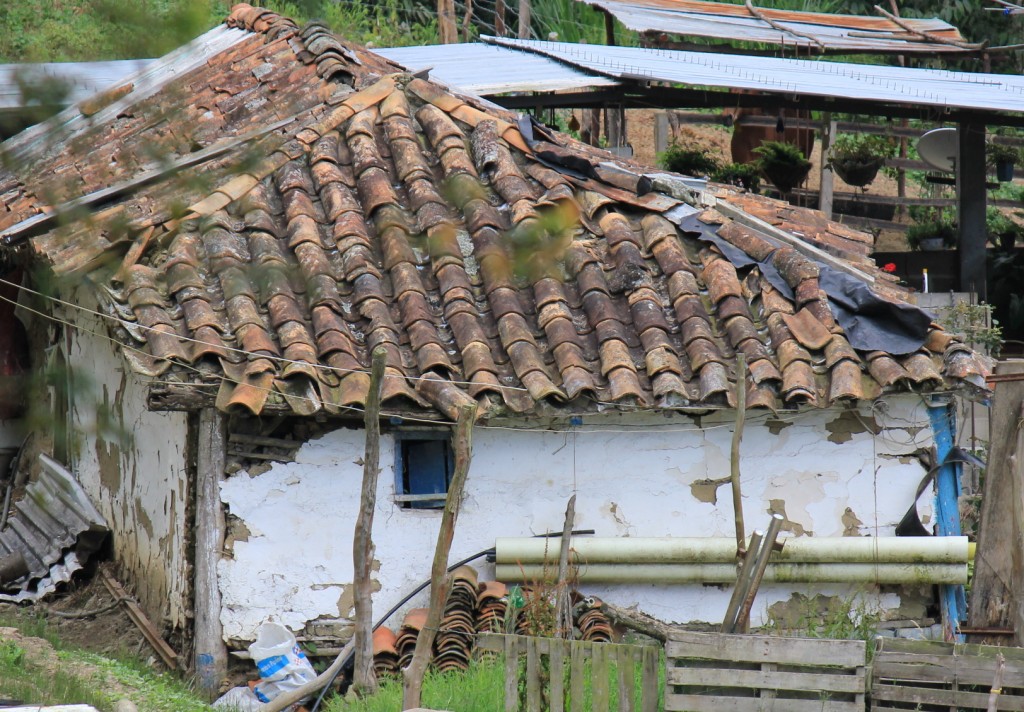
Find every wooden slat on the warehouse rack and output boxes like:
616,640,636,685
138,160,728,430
666,692,861,712
642,645,659,712
504,635,519,712
617,644,635,712
570,640,585,712
668,665,865,693
872,683,1024,711
550,636,565,712
875,660,1024,687
592,642,610,712
878,637,1024,661
667,630,866,667
526,636,541,711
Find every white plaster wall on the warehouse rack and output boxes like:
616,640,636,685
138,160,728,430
60,303,191,630
219,394,938,640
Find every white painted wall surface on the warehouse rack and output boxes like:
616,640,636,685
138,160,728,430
219,394,937,641
60,302,191,630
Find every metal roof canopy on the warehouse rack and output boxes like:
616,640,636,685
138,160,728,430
479,37,1024,127
579,0,975,55
377,44,618,94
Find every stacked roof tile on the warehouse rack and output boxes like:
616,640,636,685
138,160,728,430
0,4,989,421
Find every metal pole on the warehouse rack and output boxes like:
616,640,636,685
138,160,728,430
721,531,764,634
735,514,786,632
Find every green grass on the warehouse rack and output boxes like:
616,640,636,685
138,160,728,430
325,648,664,712
0,611,210,711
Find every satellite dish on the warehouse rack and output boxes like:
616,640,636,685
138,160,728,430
917,128,958,173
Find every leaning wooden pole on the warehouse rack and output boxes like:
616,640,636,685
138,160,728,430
402,403,477,710
352,346,387,696
730,353,747,554
554,494,577,638
194,407,228,698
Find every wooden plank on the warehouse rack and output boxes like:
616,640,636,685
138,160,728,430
476,632,504,653
570,640,585,712
504,635,520,712
99,567,179,671
878,637,1024,661
872,683,1024,711
668,665,866,693
550,636,565,712
641,645,659,712
874,660,1024,687
666,630,866,667
617,644,635,712
592,642,610,712
526,636,541,711
666,692,861,712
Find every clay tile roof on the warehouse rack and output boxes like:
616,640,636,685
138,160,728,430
0,5,991,420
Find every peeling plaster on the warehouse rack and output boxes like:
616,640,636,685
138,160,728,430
62,302,189,630
218,396,941,639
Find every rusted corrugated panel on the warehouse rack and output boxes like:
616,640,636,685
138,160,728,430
0,454,108,602
378,43,618,95
485,37,1024,114
580,0,969,54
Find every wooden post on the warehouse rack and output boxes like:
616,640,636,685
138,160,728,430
958,120,988,300
968,360,1024,645
438,0,457,43
194,407,227,698
352,347,387,696
402,402,477,710
554,495,577,638
730,353,747,553
818,116,836,219
495,0,507,36
604,10,616,46
518,0,531,39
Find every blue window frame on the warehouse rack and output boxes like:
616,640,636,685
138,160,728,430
393,431,454,509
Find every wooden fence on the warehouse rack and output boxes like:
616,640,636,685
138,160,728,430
871,637,1024,711
475,633,660,712
664,629,867,712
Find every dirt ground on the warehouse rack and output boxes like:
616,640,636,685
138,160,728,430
1,568,156,664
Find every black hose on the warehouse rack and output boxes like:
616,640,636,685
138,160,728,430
309,528,596,711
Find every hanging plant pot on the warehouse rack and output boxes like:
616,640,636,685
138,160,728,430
996,159,1015,183
830,156,884,188
760,160,811,195
999,230,1018,252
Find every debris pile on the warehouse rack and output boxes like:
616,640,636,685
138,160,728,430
372,566,613,675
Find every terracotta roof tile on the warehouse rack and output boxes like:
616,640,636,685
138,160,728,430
0,5,990,418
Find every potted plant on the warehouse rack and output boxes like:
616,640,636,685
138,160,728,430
987,207,1023,252
753,141,811,195
906,220,957,251
828,133,895,188
658,142,721,178
712,162,762,192
987,142,1019,183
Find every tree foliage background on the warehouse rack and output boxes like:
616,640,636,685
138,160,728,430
0,0,1017,67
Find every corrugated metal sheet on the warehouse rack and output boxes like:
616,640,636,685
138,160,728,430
0,454,108,602
579,0,970,54
377,43,618,94
4,25,248,164
0,59,153,112
485,37,1024,115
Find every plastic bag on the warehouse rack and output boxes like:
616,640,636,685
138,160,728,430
212,686,262,711
248,621,317,704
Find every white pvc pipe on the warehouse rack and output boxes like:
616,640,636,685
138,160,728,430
495,562,968,585
495,536,968,566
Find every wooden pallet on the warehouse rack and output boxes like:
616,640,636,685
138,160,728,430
476,633,660,712
665,629,866,712
871,637,1024,711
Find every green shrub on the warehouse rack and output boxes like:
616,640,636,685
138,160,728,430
658,143,720,177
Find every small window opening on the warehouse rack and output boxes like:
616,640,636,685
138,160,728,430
395,433,453,509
